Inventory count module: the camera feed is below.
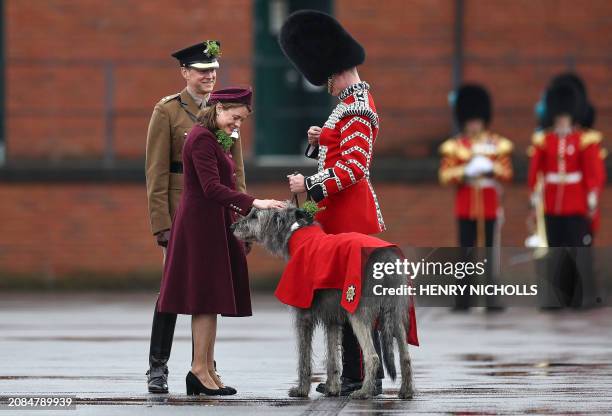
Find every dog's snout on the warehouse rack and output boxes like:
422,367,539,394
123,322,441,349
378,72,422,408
229,222,237,232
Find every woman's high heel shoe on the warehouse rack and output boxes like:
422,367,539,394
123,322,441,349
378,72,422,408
220,385,237,395
185,371,224,396
211,370,237,395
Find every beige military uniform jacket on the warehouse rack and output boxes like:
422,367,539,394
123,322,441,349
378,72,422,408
145,88,246,235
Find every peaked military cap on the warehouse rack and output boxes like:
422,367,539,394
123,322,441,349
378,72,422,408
171,40,221,69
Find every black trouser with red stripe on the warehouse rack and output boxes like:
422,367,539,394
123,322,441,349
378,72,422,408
340,322,385,381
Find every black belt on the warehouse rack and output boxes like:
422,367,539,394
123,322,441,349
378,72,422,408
170,161,183,174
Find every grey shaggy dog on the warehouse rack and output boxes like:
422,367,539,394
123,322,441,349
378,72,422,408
231,204,414,399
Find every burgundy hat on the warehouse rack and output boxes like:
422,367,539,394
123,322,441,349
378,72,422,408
208,87,253,107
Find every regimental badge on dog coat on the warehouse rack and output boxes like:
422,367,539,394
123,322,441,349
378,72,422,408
275,225,419,346
346,285,356,302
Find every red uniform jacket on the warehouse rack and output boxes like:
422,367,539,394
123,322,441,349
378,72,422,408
275,225,419,346
305,82,384,235
528,129,604,217
439,132,513,220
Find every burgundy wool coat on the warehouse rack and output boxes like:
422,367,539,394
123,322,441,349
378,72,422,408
157,125,255,316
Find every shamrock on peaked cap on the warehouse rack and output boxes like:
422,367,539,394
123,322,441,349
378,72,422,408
278,10,365,86
454,84,492,128
208,87,253,107
171,40,221,69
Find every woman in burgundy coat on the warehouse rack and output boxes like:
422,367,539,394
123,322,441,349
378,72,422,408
157,87,285,396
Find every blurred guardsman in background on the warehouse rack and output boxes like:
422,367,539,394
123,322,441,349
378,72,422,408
532,73,607,243
144,41,246,393
439,84,513,310
528,79,605,308
280,10,386,396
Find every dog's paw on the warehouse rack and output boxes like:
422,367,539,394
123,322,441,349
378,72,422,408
288,386,309,398
398,387,414,400
349,389,371,400
324,379,340,397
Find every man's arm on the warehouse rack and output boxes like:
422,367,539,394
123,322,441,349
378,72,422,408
492,137,513,182
527,132,546,193
304,115,372,202
145,104,172,236
438,138,466,185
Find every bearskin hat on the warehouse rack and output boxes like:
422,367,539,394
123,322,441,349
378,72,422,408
454,84,492,128
550,72,587,98
583,103,596,129
545,82,586,123
279,10,365,86
545,72,592,127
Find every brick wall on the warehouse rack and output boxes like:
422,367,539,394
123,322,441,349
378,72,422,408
1,182,610,282
6,0,611,160
6,0,254,160
2,1,611,284
337,0,612,156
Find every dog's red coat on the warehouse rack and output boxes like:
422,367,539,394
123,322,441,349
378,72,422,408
275,225,419,346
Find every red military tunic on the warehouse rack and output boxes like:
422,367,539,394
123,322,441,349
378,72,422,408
438,132,513,220
305,82,384,235
275,224,419,346
528,129,604,216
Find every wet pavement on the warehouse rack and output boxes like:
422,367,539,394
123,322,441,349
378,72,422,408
0,293,611,415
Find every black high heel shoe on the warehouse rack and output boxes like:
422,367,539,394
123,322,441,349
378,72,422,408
185,371,224,396
219,385,237,395
212,370,237,395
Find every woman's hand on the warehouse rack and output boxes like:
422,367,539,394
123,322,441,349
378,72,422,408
307,126,322,145
252,199,287,209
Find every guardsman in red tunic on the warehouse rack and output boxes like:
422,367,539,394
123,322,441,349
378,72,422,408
535,73,607,240
279,10,384,395
439,85,513,248
439,84,512,310
528,81,605,307
301,81,382,235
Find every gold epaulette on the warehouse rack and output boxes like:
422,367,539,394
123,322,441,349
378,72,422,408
580,129,603,149
492,134,513,155
439,137,458,156
158,93,181,105
531,130,546,148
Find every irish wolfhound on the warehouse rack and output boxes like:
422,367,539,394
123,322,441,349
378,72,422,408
231,205,415,399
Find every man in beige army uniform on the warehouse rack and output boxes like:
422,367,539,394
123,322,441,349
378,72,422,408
145,40,246,393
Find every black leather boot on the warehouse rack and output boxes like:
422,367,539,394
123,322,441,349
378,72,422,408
147,299,177,393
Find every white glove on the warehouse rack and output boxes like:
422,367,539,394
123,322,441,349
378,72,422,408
529,192,541,209
464,155,494,178
587,191,598,214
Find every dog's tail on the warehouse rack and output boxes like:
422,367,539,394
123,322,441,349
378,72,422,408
379,307,397,381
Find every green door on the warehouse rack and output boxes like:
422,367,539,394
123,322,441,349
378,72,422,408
253,0,333,156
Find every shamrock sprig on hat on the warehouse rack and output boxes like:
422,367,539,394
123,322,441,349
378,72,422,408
204,40,221,58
